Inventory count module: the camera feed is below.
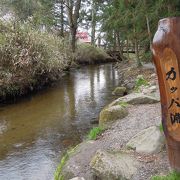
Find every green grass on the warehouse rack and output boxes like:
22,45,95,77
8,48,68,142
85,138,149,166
88,127,104,140
134,75,149,91
159,123,163,133
54,146,78,180
54,154,68,180
119,101,129,108
151,171,180,180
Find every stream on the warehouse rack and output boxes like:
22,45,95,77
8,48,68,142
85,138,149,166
0,63,120,180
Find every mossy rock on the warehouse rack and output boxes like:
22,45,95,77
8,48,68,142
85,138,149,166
108,93,160,108
99,105,128,128
90,150,138,180
112,87,127,97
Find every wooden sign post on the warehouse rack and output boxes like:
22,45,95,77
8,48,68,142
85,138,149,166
152,17,180,171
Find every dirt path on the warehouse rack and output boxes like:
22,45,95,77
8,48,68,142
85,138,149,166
62,102,170,180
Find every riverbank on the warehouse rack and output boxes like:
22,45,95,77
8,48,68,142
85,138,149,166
55,64,172,180
0,22,113,104
0,63,121,180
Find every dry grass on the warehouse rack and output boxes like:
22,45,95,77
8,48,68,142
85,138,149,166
0,21,71,101
76,43,112,64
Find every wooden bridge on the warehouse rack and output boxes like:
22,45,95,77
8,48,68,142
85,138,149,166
106,49,135,61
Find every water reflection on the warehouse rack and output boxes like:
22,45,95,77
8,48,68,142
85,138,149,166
0,63,119,180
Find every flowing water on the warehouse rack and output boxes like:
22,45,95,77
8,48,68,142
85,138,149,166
0,63,120,180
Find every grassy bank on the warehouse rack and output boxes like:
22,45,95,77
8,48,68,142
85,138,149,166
0,22,111,103
54,126,104,180
76,43,112,64
54,145,79,180
151,171,180,180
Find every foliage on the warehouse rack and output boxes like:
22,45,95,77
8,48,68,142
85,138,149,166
134,75,149,91
159,123,163,133
99,0,180,64
142,51,152,63
76,43,110,64
119,101,129,108
54,154,67,180
88,127,104,140
1,0,55,27
54,146,78,180
0,21,71,100
2,0,180,60
151,171,180,180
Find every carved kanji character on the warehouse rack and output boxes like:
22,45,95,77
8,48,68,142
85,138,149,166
166,67,176,80
168,98,180,109
170,87,178,93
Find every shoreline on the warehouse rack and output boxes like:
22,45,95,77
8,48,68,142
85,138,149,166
55,64,171,180
0,60,115,105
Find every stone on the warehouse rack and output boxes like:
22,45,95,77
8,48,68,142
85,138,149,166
149,85,157,92
126,126,165,154
112,87,126,96
126,82,135,90
69,177,85,180
124,80,129,84
150,80,156,86
118,93,160,105
61,141,96,179
137,74,144,79
123,79,135,90
99,105,128,128
108,93,160,108
151,73,156,78
141,85,157,95
90,150,138,180
0,120,7,135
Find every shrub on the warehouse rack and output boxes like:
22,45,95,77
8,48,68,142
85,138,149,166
134,75,149,91
76,43,111,64
0,21,71,100
88,127,104,140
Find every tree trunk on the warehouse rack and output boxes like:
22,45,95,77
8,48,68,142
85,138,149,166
134,37,142,67
116,32,125,61
91,0,96,46
127,37,130,61
98,34,101,48
113,31,116,51
70,28,76,53
60,1,64,37
133,25,142,67
65,0,81,52
145,15,152,50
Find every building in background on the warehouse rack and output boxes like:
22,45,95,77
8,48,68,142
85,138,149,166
76,31,91,44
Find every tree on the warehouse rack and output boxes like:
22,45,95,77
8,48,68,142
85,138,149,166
65,0,82,52
0,0,55,28
91,0,96,45
53,0,66,37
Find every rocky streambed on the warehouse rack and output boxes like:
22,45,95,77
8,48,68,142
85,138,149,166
57,67,171,180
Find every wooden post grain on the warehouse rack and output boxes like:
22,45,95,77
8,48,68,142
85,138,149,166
152,17,180,171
